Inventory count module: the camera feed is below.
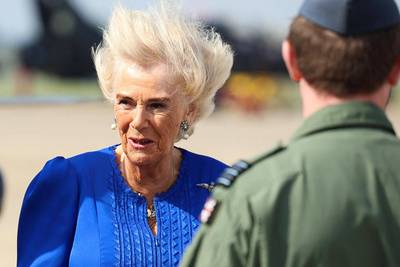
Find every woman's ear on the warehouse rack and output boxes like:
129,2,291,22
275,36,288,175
185,103,197,124
388,56,400,86
282,40,302,82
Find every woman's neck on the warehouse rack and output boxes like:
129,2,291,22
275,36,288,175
116,146,181,201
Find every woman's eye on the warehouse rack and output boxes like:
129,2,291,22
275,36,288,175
149,102,166,109
118,99,128,105
118,99,133,108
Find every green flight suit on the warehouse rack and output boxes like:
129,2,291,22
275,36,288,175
182,101,400,267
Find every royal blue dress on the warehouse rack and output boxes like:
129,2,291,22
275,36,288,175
17,145,227,267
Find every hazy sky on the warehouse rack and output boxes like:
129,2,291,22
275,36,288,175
0,0,302,47
2,0,400,47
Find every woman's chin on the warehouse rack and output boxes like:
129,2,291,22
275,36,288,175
125,151,158,166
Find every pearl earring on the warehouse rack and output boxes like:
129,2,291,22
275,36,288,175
180,120,190,140
111,119,117,130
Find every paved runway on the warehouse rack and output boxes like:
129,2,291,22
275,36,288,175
0,101,398,266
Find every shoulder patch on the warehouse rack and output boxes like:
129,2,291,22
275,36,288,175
215,142,286,188
215,160,251,188
200,197,219,224
199,143,286,225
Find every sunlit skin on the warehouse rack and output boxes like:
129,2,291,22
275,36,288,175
112,61,194,212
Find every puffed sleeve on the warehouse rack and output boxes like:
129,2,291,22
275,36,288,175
17,157,79,267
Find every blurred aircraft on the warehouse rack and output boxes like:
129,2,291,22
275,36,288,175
18,0,101,78
17,0,285,79
207,21,286,73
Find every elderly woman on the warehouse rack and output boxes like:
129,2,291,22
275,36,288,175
17,2,233,266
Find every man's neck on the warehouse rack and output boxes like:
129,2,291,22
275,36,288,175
299,79,391,118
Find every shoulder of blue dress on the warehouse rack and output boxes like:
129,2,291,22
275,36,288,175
177,147,227,169
176,147,227,186
67,145,115,162
26,156,79,200
66,145,116,171
45,145,116,191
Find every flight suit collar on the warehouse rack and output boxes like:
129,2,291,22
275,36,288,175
292,101,396,141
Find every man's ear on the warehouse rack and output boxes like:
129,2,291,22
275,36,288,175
388,56,400,86
282,40,302,82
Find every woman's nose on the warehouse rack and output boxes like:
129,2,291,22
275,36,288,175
130,105,149,130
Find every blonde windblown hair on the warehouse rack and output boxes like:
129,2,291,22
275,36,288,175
93,0,233,127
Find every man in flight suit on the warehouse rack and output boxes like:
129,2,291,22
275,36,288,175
181,0,400,266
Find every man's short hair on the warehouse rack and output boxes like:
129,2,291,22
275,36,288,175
288,16,400,97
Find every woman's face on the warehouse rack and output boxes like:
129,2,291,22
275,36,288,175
113,62,189,166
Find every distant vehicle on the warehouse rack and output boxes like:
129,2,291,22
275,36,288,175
19,0,102,78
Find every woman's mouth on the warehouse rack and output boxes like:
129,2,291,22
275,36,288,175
128,138,154,150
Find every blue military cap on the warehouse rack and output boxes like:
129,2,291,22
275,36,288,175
299,0,400,35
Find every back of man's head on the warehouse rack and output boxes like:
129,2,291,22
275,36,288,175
288,0,400,97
